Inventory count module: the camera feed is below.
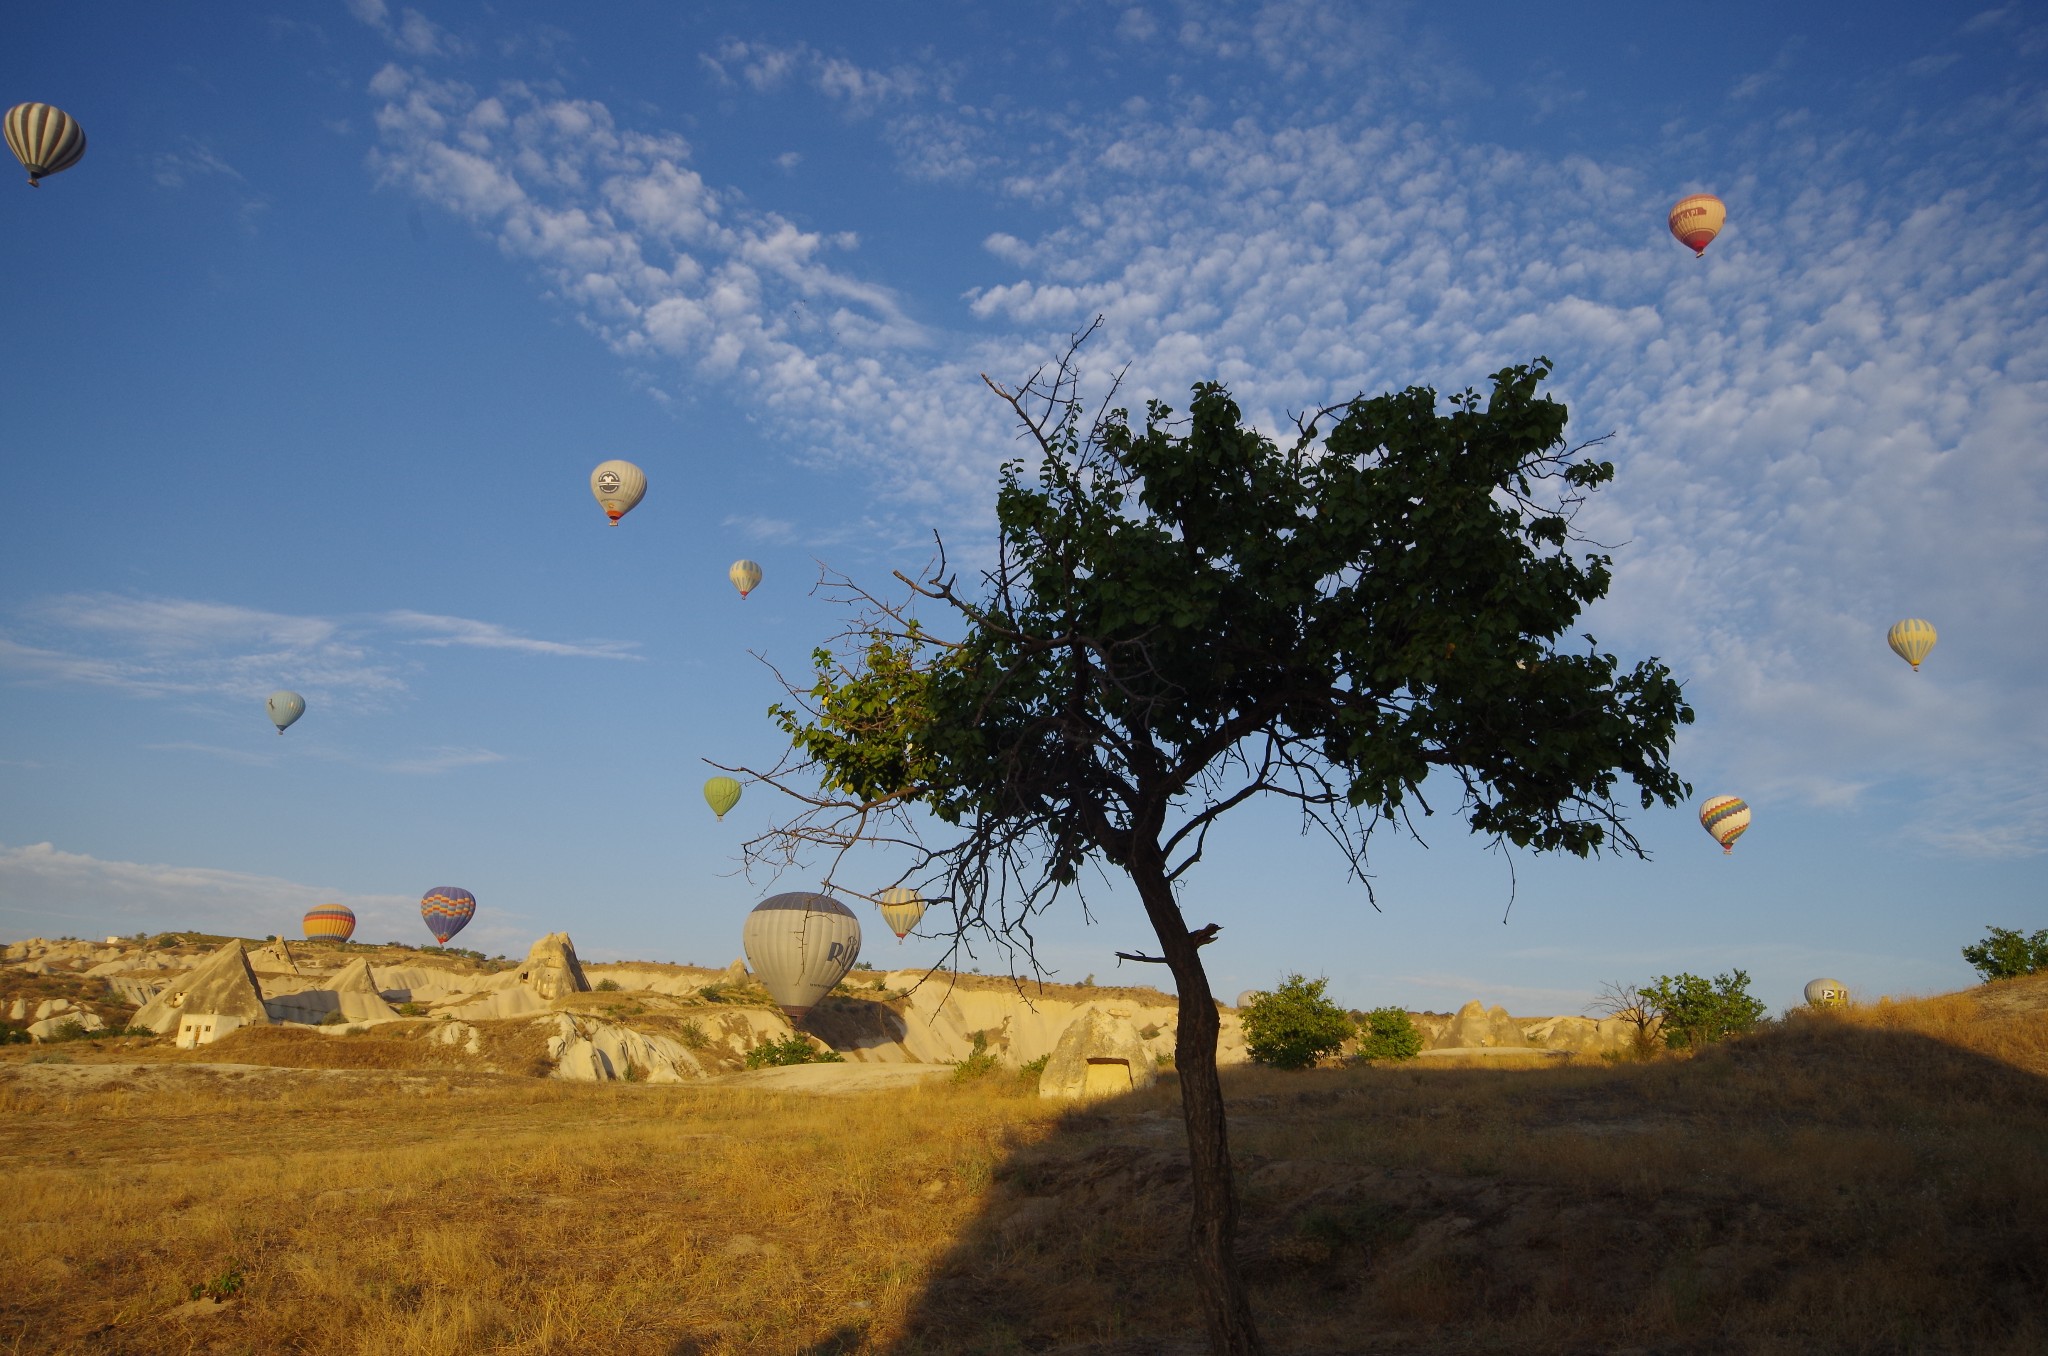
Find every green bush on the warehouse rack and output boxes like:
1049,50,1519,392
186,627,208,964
1645,970,1767,1049
594,978,622,992
1018,1052,1050,1087
744,1033,845,1068
1352,1007,1423,1062
397,1002,428,1017
952,1031,1002,1082
1241,975,1355,1070
676,1019,709,1051
1,1024,31,1046
1962,926,2048,982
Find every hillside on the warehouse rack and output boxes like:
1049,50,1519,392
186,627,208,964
3,939,2044,1353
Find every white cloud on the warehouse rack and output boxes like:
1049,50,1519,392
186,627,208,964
0,594,641,710
382,746,509,775
0,841,417,944
361,19,2048,855
721,513,798,544
348,0,468,59
382,611,640,659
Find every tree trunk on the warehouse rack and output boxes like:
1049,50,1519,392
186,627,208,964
1129,851,1265,1355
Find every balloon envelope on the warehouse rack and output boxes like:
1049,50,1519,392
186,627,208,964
730,559,762,598
1803,978,1848,1007
589,459,647,524
704,776,742,820
420,887,476,945
302,904,357,943
1886,618,1937,671
1668,193,1725,256
876,887,927,940
266,690,305,734
5,103,86,185
1699,796,1750,853
742,892,861,1022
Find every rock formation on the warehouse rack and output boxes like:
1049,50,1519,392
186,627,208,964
1428,1000,1532,1051
1039,1005,1158,1099
517,933,590,1000
132,940,271,1035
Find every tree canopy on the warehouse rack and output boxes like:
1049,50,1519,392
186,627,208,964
739,335,1693,1354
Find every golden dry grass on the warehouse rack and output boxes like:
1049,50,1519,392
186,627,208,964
1,981,2044,1355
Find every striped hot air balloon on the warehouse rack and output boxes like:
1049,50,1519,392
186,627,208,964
1886,618,1937,672
729,559,762,599
876,887,927,941
5,103,86,186
1668,193,1725,257
1699,796,1750,854
742,892,861,1023
302,904,357,943
420,886,476,945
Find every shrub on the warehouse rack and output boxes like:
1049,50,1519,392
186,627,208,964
594,978,622,992
1962,926,2048,982
397,1002,427,1017
744,1033,845,1068
1352,1007,1423,1062
319,1011,347,1026
1018,1052,1050,1087
1,1024,31,1045
676,1019,709,1051
1241,975,1355,1070
1645,970,1767,1049
952,1031,1002,1082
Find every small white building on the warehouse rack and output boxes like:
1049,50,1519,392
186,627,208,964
175,1013,247,1049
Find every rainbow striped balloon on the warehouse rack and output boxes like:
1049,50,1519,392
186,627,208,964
1699,796,1750,854
302,903,356,943
420,886,476,945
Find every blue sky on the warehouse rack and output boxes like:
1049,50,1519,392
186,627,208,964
2,1,2043,1016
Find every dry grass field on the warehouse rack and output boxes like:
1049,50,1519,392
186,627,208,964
3,978,2046,1356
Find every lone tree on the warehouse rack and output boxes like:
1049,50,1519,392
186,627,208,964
735,332,1691,1354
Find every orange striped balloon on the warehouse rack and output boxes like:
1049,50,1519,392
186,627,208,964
1699,796,1750,854
302,904,357,942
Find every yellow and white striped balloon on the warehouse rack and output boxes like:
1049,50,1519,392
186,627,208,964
729,559,762,599
1886,618,1937,672
876,887,927,941
5,103,87,186
1699,796,1750,854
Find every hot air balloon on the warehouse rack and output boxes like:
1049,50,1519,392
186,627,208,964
876,887,928,941
742,892,862,1023
420,886,476,945
1803,978,1848,1008
1886,618,1937,672
266,690,306,734
1668,193,1725,257
1699,796,1750,854
589,460,647,525
704,776,742,820
5,103,86,186
730,559,762,599
302,904,357,943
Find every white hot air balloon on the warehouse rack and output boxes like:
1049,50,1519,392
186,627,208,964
590,459,647,525
742,892,862,1023
1803,978,1849,1008
266,690,306,734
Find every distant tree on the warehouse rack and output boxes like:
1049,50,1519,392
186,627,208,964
1961,926,2048,982
1591,979,1663,1052
733,330,1692,1354
1645,970,1766,1049
1242,976,1355,1069
744,1033,844,1068
1352,1006,1424,1062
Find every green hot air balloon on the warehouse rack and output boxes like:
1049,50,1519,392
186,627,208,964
266,690,306,734
704,776,742,820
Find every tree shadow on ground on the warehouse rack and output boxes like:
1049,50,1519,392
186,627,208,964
876,1017,2048,1355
